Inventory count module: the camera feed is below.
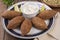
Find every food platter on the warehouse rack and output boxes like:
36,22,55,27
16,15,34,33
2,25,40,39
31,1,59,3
41,0,60,7
1,1,56,39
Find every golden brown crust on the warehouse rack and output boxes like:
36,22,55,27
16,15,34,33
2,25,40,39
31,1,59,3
21,19,32,36
1,11,22,19
7,16,24,29
32,17,47,30
37,10,57,20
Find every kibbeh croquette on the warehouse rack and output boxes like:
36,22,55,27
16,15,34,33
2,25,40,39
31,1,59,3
1,11,22,19
38,10,57,20
7,16,24,29
21,19,32,36
32,17,47,30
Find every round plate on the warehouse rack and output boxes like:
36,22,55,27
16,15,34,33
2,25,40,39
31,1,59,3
1,1,55,39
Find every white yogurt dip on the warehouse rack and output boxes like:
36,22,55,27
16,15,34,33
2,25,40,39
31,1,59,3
21,2,40,18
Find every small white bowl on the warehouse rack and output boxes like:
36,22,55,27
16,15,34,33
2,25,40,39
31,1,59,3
21,2,40,18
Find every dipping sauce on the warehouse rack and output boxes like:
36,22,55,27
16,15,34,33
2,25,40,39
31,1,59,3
21,2,39,18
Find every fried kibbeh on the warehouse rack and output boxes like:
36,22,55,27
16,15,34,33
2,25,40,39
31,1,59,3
38,10,57,20
1,11,22,19
32,17,47,30
21,19,32,36
7,16,24,29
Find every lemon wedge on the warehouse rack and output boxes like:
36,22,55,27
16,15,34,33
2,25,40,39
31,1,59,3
14,4,20,12
40,5,45,12
19,7,22,13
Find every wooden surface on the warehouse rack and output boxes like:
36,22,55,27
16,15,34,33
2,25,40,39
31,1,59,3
0,0,60,40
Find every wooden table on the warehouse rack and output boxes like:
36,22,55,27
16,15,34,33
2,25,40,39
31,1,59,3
0,0,60,40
